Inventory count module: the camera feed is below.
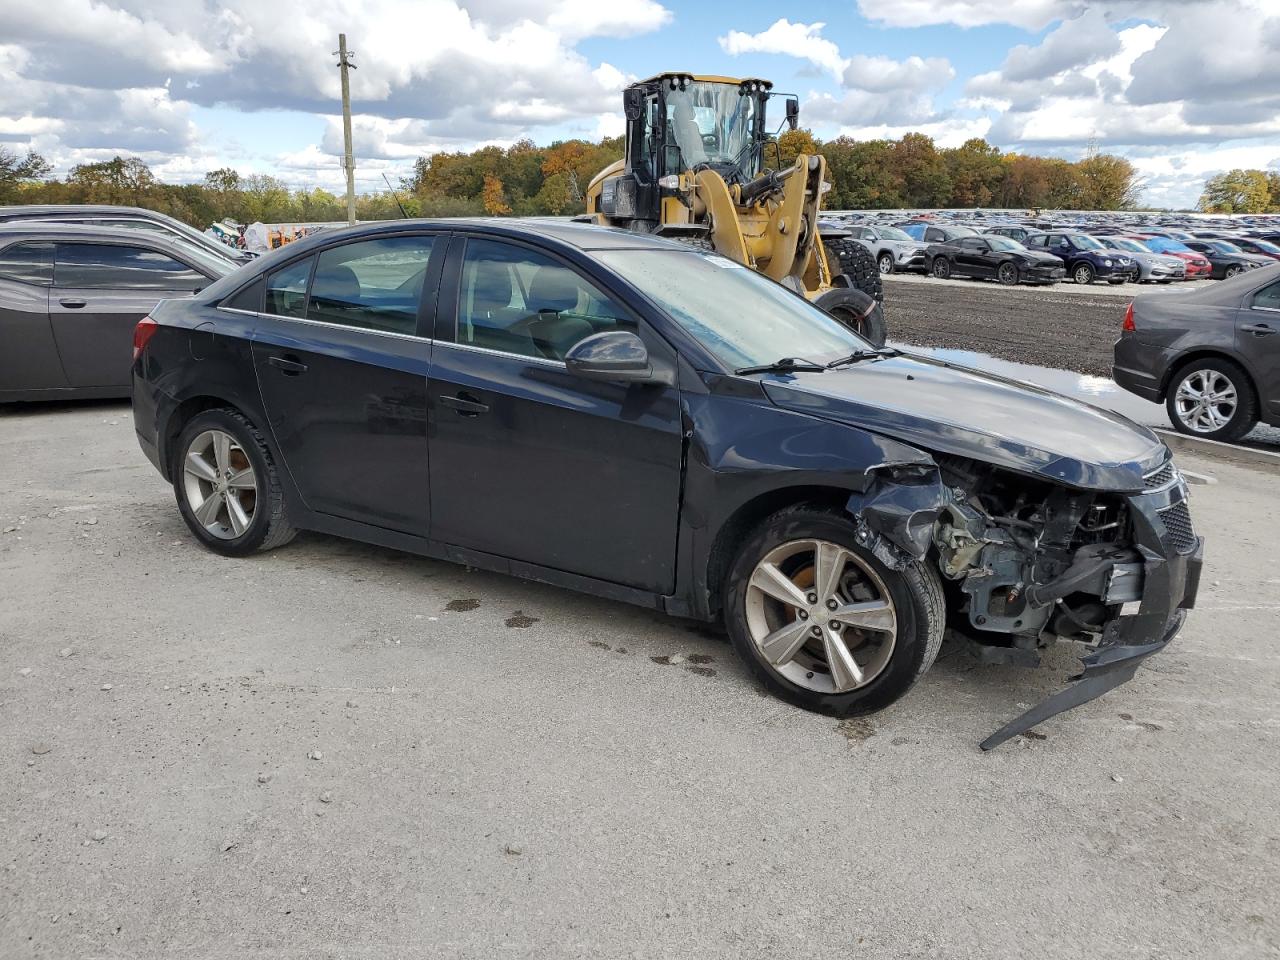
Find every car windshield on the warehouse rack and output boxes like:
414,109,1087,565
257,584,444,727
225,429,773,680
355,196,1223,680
878,227,912,242
947,226,979,238
600,249,868,371
1210,240,1243,253
1252,238,1280,254
1070,234,1104,250
1107,238,1145,253
1144,237,1191,253
986,236,1022,251
664,82,758,175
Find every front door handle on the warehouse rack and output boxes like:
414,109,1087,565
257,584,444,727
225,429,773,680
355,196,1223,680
1242,323,1276,335
268,355,309,375
439,392,490,416
58,298,87,309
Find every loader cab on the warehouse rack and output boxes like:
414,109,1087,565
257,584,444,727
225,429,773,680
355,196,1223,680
600,73,776,227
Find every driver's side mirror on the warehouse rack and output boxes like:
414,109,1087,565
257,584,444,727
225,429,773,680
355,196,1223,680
623,88,644,122
565,331,654,383
785,97,799,131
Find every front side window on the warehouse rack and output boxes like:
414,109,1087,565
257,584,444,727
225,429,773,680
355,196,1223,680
54,243,207,291
600,249,868,371
265,256,313,318
0,241,53,285
456,239,633,361
307,235,435,335
1025,234,1047,248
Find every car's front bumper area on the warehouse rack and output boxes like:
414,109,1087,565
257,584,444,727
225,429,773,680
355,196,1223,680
1025,262,1066,282
980,473,1203,749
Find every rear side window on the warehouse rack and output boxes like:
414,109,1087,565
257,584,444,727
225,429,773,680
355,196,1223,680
265,256,313,318
307,235,435,335
54,243,207,291
0,241,53,285
1253,281,1280,310
925,228,944,242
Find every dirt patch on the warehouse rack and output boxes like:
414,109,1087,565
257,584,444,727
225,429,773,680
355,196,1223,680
650,655,672,665
446,598,480,612
587,640,611,650
686,654,714,665
504,611,539,628
884,278,1125,377
836,717,876,743
684,665,716,677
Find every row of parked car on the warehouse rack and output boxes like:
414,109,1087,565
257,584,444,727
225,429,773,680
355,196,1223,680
836,214,1280,288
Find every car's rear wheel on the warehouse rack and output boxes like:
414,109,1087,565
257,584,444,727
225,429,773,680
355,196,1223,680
932,257,951,279
1073,263,1095,284
1166,358,1257,443
877,252,894,275
723,506,945,717
997,262,1019,286
174,409,296,556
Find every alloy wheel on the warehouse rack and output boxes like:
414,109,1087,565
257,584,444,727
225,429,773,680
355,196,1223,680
878,253,894,275
1074,265,1092,284
744,539,897,694
998,263,1017,285
182,429,258,539
1225,264,1242,278
1174,369,1238,434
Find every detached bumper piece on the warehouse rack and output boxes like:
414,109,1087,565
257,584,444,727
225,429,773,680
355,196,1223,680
980,475,1203,750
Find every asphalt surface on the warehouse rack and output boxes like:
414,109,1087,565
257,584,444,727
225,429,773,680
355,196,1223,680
3,401,1278,959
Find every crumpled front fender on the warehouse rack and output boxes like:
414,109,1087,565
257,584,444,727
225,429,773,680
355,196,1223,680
843,466,948,564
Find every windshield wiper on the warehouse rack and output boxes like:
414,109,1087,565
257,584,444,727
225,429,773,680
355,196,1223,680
826,347,899,369
734,357,827,376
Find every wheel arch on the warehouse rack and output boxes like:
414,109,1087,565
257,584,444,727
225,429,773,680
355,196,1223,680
1157,348,1260,404
161,394,256,481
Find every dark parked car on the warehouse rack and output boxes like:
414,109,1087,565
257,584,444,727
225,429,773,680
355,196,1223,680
1115,265,1280,441
920,224,978,244
0,204,251,265
1219,236,1280,263
927,234,1065,285
984,225,1032,244
0,224,233,401
1181,239,1271,280
133,218,1202,748
1024,232,1137,285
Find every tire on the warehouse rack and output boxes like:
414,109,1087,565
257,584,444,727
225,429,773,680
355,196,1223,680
173,408,296,557
1225,264,1243,278
814,287,887,348
1072,262,1095,285
1108,278,1127,285
877,252,895,275
931,257,951,279
1165,357,1258,443
723,504,945,718
996,261,1020,286
822,237,883,304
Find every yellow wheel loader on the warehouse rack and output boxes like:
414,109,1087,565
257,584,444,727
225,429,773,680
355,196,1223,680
583,72,885,345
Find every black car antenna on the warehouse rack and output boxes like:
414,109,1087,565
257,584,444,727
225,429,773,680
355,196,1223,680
382,173,410,219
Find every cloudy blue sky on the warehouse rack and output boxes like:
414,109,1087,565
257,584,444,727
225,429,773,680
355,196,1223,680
0,0,1276,208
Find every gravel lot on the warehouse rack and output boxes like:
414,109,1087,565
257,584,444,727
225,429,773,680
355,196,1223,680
3,401,1278,959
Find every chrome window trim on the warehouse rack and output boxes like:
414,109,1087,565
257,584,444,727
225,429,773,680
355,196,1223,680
433,338,566,369
217,306,431,344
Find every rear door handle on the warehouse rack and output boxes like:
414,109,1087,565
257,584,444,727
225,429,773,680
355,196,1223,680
58,298,87,309
267,355,309,375
439,392,489,416
1242,323,1276,335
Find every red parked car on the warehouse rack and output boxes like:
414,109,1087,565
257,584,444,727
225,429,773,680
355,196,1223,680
1130,235,1213,279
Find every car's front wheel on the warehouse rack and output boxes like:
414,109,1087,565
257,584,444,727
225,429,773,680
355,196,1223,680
1225,264,1243,278
997,262,1020,286
174,409,296,556
723,506,945,717
931,257,951,279
1166,358,1257,443
1073,262,1095,284
877,252,894,275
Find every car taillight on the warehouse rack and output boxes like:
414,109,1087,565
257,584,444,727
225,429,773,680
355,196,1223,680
133,316,158,362
1122,302,1135,332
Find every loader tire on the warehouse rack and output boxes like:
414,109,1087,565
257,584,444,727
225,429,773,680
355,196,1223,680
823,237,883,304
814,287,887,347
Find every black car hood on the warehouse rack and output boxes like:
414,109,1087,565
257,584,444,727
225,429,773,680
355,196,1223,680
1018,252,1063,266
761,354,1164,491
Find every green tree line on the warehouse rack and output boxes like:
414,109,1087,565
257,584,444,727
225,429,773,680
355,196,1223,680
2,131,1151,229
1197,169,1280,213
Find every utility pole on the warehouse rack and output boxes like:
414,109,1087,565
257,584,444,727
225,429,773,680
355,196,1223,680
336,34,357,225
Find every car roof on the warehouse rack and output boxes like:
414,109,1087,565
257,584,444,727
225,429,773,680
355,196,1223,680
0,221,189,243
0,204,182,220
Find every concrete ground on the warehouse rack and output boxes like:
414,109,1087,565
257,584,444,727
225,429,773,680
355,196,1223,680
2,401,1278,960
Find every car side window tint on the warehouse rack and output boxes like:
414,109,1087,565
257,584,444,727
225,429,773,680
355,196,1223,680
925,228,942,242
306,235,435,335
1253,281,1280,310
265,256,314,318
0,241,53,285
54,243,207,291
456,238,634,362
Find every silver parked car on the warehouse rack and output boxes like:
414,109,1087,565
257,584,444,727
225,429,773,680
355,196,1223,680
847,224,928,274
1099,236,1186,283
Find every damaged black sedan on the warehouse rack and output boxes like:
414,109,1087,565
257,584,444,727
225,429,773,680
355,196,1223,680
131,220,1201,748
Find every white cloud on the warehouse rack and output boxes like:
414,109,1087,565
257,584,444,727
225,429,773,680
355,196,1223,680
843,55,954,94
855,0,1078,30
718,19,848,78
